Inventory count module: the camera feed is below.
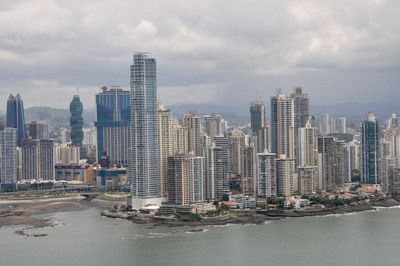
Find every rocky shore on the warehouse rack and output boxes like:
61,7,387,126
101,198,400,227
0,195,126,229
1,194,399,230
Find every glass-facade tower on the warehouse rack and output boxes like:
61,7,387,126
95,86,130,165
6,94,25,147
361,113,380,184
129,53,160,199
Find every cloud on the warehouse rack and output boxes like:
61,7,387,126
0,0,399,109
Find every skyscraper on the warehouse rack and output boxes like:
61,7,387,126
317,136,345,191
250,101,265,133
335,117,347,134
291,87,310,138
241,143,257,195
27,121,49,140
271,91,295,159
257,149,276,198
276,155,295,197
344,141,360,182
298,166,317,195
291,87,310,166
361,113,380,184
229,129,245,176
184,111,201,156
95,86,130,165
167,153,204,205
21,139,55,181
158,105,173,196
319,113,332,135
129,52,162,208
6,94,25,147
0,128,17,190
70,95,84,157
297,118,317,167
206,137,230,201
172,121,188,155
203,113,221,141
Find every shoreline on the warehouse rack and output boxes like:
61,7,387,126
0,196,125,230
1,196,399,232
102,198,400,227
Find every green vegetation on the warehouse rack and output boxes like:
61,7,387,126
267,197,285,209
308,196,352,207
203,204,229,217
176,213,202,222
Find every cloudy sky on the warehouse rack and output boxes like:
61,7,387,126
0,0,399,109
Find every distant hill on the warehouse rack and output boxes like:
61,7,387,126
20,101,400,129
169,102,400,123
25,107,95,129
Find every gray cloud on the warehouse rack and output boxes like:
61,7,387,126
0,0,399,110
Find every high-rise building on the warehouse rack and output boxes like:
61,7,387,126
184,111,201,156
344,141,360,182
95,86,130,165
0,128,17,190
172,121,188,155
129,52,162,208
241,143,257,195
255,126,270,153
335,117,347,134
229,129,245,176
319,113,332,135
298,166,317,196
276,155,295,197
54,143,80,164
70,95,84,158
317,136,345,191
250,101,265,133
83,127,96,146
21,139,55,181
6,94,25,147
60,127,71,144
206,138,230,201
257,149,276,198
204,113,221,141
291,87,310,133
388,168,400,196
297,118,317,167
158,105,173,196
27,121,49,140
271,91,295,160
380,119,400,188
166,153,204,205
361,113,380,184
167,154,189,205
387,114,399,130
0,117,5,130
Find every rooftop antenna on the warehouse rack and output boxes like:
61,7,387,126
76,87,80,95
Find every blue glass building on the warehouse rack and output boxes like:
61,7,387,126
95,86,130,165
6,94,25,147
361,113,380,184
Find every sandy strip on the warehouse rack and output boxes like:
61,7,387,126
0,196,85,205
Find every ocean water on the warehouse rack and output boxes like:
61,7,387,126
1,207,400,266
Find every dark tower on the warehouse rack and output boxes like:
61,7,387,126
6,94,26,146
69,95,84,158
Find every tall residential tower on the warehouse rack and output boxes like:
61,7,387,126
129,52,162,208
